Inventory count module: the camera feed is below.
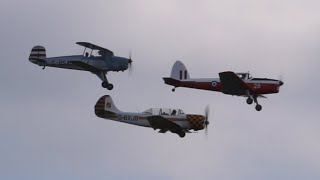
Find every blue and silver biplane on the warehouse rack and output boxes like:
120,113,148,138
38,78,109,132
28,42,133,90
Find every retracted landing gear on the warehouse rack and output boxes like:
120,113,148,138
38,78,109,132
172,129,185,138
178,131,186,138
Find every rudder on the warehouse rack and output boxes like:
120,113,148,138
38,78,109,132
95,95,121,118
170,61,190,80
29,46,46,61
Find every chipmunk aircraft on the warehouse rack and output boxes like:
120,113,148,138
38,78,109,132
163,61,284,111
95,95,210,138
28,42,133,90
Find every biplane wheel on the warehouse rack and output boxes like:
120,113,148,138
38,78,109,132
178,132,185,138
246,98,253,105
101,81,108,88
172,88,175,92
106,83,114,90
255,104,262,111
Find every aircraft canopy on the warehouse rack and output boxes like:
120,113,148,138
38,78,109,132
143,108,185,116
235,72,252,80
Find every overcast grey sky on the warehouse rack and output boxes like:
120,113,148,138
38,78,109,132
1,0,320,179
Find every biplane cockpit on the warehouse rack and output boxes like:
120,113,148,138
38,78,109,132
143,108,185,116
76,42,114,59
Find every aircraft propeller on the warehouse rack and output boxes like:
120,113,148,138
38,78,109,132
278,74,284,86
128,51,133,74
204,105,210,137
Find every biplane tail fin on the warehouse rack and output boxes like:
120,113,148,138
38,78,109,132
95,95,121,118
29,46,46,62
170,61,190,80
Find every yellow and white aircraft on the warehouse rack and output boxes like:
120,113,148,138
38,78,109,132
95,95,210,138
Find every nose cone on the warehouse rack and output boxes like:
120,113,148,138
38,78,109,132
279,80,284,86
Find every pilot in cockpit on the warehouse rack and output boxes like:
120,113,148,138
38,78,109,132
98,50,105,57
171,109,177,115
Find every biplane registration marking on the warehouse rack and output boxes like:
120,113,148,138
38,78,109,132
118,115,139,121
50,60,69,65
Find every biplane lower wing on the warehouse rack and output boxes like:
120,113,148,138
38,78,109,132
147,116,183,133
219,71,251,95
70,61,102,72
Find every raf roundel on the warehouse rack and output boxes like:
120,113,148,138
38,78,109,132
211,81,218,87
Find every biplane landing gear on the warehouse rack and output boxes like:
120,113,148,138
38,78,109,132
172,87,176,92
246,98,253,105
101,81,113,90
96,72,114,90
42,66,46,70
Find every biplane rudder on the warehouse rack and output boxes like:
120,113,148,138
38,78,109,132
170,60,190,80
29,46,46,62
95,95,121,118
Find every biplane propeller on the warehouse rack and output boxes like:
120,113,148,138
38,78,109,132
28,42,133,90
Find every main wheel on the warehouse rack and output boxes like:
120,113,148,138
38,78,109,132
106,83,114,90
101,81,108,88
255,104,262,111
246,98,253,105
172,88,175,92
178,132,185,138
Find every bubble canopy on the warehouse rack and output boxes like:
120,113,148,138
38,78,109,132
143,108,185,116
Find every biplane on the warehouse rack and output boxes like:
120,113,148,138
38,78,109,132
163,61,284,111
95,95,210,138
28,42,133,90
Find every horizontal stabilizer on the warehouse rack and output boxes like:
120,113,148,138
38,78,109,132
163,77,181,86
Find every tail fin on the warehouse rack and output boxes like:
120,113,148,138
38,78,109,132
95,95,120,118
29,46,46,62
170,61,190,80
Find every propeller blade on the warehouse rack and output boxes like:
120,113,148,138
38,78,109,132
128,50,133,75
204,105,210,138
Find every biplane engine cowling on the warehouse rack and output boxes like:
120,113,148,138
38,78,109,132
110,56,129,71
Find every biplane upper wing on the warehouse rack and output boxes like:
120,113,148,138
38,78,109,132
219,71,252,95
70,61,102,72
147,116,183,132
76,42,114,56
